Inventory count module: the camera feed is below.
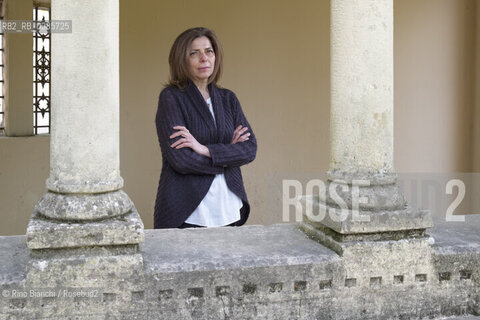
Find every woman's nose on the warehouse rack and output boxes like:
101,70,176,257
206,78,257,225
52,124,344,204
199,52,207,61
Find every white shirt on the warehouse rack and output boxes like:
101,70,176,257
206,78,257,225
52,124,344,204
184,97,243,227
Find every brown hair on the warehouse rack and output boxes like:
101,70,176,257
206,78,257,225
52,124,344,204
167,27,223,89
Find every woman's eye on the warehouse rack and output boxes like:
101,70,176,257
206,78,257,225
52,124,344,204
189,51,197,56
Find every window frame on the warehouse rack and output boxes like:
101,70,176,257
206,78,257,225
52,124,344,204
33,4,51,135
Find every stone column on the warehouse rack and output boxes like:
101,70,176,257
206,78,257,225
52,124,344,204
330,0,393,181
26,0,144,250
301,0,432,255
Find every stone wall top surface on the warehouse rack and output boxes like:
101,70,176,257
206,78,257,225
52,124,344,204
1,215,480,286
141,224,340,274
430,214,480,254
0,235,29,284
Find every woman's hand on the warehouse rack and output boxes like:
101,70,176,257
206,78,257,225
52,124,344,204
231,125,250,144
170,126,211,158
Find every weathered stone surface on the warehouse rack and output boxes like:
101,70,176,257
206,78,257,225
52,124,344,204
320,179,407,211
300,219,432,254
1,217,479,319
429,214,480,254
35,190,133,220
142,224,339,272
47,0,122,195
330,0,394,174
302,194,433,235
0,235,28,284
327,170,397,185
26,245,144,288
26,206,144,249
437,317,480,320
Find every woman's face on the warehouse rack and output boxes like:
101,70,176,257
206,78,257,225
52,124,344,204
187,36,215,85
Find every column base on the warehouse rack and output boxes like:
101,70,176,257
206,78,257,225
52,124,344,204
302,194,433,235
35,190,133,220
26,206,144,250
299,220,434,256
299,176,434,255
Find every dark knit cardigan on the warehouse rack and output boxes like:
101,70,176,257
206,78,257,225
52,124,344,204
154,80,257,229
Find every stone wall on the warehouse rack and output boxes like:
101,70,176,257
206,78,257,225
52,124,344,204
1,216,479,319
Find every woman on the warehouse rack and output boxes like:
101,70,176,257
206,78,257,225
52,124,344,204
154,27,257,229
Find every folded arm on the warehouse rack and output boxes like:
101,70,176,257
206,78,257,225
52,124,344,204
156,90,224,175
206,93,257,167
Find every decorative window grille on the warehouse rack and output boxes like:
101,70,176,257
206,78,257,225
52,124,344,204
0,2,4,135
33,6,50,134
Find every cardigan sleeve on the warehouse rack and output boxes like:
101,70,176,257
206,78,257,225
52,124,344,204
206,92,257,167
156,88,225,175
